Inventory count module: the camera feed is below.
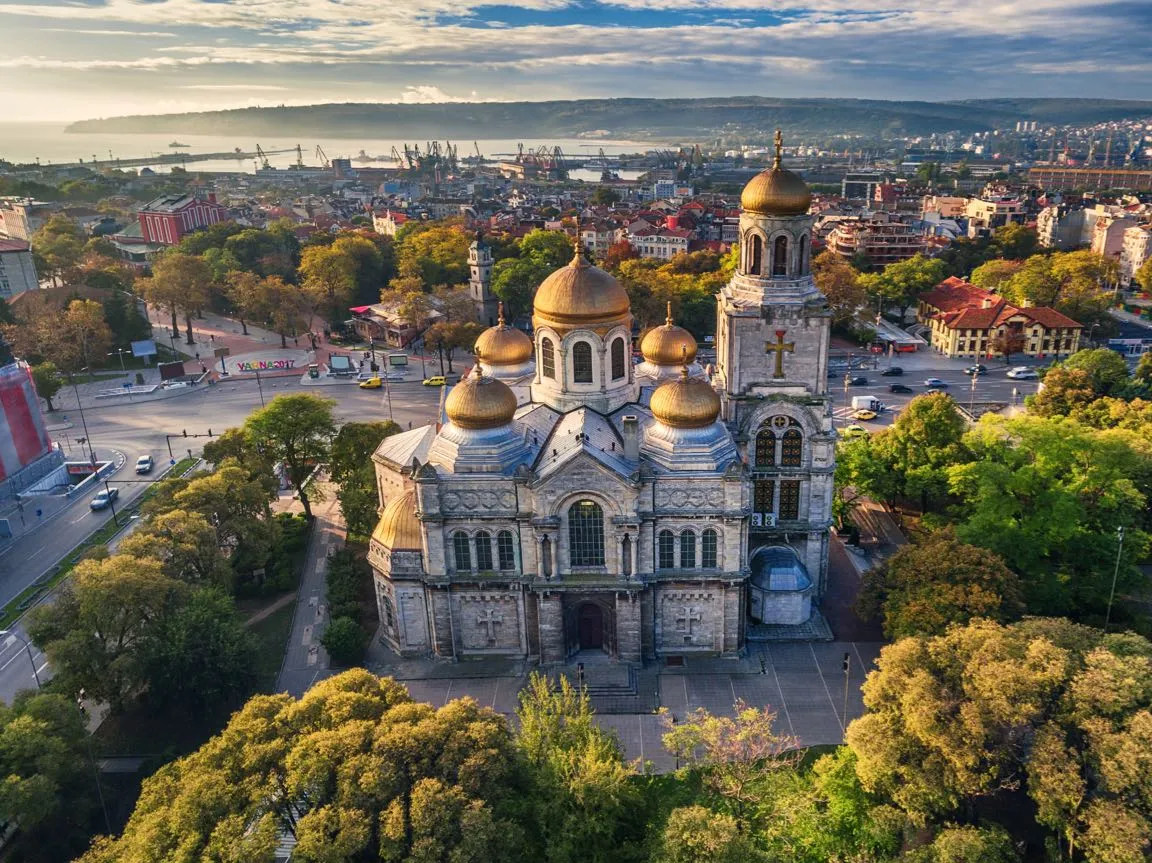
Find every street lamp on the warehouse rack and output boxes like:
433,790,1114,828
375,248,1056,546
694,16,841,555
1105,526,1125,630
0,630,41,689
969,368,978,416
68,366,98,468
76,689,113,834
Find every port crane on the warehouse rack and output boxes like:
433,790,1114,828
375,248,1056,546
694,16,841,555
315,145,330,168
255,144,271,170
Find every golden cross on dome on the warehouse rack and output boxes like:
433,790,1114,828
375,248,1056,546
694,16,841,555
766,329,794,378
497,301,506,326
666,300,674,326
572,216,585,267
773,129,783,169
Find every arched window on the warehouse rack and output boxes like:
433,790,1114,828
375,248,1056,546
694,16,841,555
773,235,788,276
452,532,471,572
622,535,632,576
568,500,604,566
798,235,808,274
781,429,803,466
542,536,553,578
572,341,593,383
658,529,675,569
610,337,626,381
680,531,696,568
541,337,556,379
755,429,776,467
702,529,718,568
474,530,493,570
497,530,515,570
749,234,763,274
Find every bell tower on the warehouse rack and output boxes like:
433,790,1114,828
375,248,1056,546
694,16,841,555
469,232,498,326
713,129,835,606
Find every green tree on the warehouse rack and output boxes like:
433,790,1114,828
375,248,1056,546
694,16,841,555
991,223,1039,260
394,222,472,286
590,187,621,206
28,555,187,712
118,508,232,587
1062,347,1131,395
1134,256,1152,292
79,670,525,863
321,616,367,666
1027,367,1098,417
330,421,400,537
969,258,1023,291
907,825,1019,863
0,691,97,862
858,529,1023,638
299,242,357,328
520,228,576,270
138,251,212,344
243,393,336,519
492,255,552,319
858,254,947,322
517,673,641,863
31,214,84,286
812,249,866,325
174,462,276,560
655,806,754,863
139,587,255,715
948,414,1150,617
31,361,63,411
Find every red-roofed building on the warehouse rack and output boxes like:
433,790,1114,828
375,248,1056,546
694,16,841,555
918,276,1082,359
137,192,227,245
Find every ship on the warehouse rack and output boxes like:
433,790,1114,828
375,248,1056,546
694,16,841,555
169,142,190,148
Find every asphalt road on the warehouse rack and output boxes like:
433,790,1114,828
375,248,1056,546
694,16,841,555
0,376,446,703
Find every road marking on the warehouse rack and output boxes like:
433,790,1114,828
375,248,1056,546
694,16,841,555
763,648,796,738
70,514,89,525
314,559,325,574
34,662,48,676
491,678,500,709
27,547,45,559
809,643,844,734
638,715,645,761
302,624,313,646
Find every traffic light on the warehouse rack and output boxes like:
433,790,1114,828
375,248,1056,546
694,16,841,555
842,653,851,674
207,429,213,437
182,429,187,437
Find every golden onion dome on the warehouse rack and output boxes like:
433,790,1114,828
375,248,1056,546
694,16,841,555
740,129,811,217
649,367,721,429
641,302,698,366
533,234,630,329
475,303,532,366
445,362,518,429
372,490,422,551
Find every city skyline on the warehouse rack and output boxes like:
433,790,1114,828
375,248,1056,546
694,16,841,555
0,0,1150,122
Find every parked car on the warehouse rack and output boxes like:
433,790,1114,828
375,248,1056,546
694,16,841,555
963,364,988,376
134,455,154,474
852,409,878,421
888,384,914,393
1007,367,1039,379
842,424,869,439
880,366,904,376
422,375,446,386
924,378,948,388
359,376,382,389
849,376,868,386
90,487,120,511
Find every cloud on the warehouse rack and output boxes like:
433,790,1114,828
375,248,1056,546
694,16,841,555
43,28,177,36
180,83,294,90
399,85,455,103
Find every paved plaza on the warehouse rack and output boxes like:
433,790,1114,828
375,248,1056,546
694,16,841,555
357,639,883,770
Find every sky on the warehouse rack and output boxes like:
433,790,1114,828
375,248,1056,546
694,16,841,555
1,0,1150,122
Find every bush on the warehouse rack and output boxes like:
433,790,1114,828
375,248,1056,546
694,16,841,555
326,548,368,623
322,616,367,666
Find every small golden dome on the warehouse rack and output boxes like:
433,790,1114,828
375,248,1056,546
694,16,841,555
445,364,518,429
475,303,532,366
533,235,630,330
641,302,698,366
372,490,421,551
650,368,721,429
741,130,811,217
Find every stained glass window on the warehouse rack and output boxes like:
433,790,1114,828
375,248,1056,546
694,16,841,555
569,500,605,566
755,430,776,467
541,337,555,378
754,479,775,514
779,480,800,520
781,429,803,466
572,341,593,383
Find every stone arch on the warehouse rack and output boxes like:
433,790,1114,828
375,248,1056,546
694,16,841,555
749,233,763,275
798,234,809,275
772,235,789,277
537,328,561,380
743,402,819,469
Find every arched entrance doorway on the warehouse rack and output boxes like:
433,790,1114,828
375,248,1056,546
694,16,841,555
577,603,604,650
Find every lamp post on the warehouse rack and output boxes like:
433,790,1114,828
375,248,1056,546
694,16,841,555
0,630,41,689
69,367,97,468
76,689,113,834
969,367,978,416
1105,525,1125,630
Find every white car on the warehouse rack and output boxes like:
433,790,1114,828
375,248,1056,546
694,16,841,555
923,378,948,388
1007,367,1039,379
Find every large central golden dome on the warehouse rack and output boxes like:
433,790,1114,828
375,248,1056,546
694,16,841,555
475,303,532,366
445,367,518,429
641,302,698,366
649,368,721,429
741,130,811,217
533,238,630,331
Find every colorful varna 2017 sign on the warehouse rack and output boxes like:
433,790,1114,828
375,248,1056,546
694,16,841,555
235,359,297,372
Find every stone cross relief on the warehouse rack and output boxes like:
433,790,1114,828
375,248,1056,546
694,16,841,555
477,607,503,642
676,605,702,635
765,329,794,379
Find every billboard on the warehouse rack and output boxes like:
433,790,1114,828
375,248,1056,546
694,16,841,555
131,339,157,358
0,362,52,482
158,361,186,381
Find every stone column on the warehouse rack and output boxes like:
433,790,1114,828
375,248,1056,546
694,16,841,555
550,535,559,580
630,537,638,577
616,593,641,663
538,592,565,663
536,535,546,580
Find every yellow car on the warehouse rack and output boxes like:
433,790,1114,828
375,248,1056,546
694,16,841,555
852,409,878,421
358,376,382,389
422,375,446,387
842,424,869,439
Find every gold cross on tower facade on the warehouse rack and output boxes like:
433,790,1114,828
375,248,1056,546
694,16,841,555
766,329,794,378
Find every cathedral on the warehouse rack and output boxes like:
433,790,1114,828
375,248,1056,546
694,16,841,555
367,134,834,662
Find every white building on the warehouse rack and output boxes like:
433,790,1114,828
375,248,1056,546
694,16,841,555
365,139,832,663
0,238,39,299
1120,224,1152,286
625,224,691,260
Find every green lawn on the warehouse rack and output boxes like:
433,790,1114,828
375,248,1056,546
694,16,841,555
249,602,297,694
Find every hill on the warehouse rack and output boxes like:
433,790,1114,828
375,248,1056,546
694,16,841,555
66,97,1152,141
